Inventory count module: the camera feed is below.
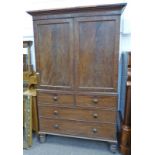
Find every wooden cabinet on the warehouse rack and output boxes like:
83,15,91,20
28,3,126,152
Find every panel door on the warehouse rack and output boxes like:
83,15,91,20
34,19,74,90
74,16,120,92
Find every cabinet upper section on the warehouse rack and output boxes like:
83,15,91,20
28,3,126,93
27,3,126,21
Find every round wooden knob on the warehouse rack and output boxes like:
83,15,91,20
93,113,98,118
53,96,58,101
92,128,97,133
53,124,59,129
93,98,98,104
53,110,58,115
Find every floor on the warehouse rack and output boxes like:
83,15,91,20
23,134,122,155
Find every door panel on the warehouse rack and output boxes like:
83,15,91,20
74,16,119,92
35,19,74,90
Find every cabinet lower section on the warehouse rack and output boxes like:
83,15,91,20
39,118,117,142
37,90,118,143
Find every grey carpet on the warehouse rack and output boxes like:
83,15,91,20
23,134,122,155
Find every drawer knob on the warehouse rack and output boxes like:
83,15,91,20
93,113,98,118
53,110,58,115
93,98,98,103
92,128,97,133
53,124,59,129
53,96,58,101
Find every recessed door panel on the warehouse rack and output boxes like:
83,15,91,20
75,16,119,92
35,19,74,90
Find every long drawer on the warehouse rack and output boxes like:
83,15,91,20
37,92,74,106
39,118,116,140
38,106,116,123
76,95,117,109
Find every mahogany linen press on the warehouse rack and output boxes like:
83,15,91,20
28,3,126,152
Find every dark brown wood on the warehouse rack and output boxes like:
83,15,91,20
27,3,126,21
76,95,117,109
120,125,131,155
35,18,74,90
39,118,116,140
74,16,120,92
38,105,116,123
120,52,131,155
37,92,74,105
28,3,126,150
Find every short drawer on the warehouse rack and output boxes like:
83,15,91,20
76,95,117,109
37,92,74,105
38,106,116,123
39,118,116,140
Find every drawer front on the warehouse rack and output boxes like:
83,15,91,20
39,118,116,140
76,95,117,109
38,106,116,123
37,92,74,105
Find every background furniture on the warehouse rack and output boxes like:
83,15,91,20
23,41,39,148
28,3,126,152
120,52,131,155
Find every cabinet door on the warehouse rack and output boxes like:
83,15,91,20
34,19,74,90
74,16,120,92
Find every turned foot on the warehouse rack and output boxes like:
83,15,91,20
39,134,46,143
110,143,118,153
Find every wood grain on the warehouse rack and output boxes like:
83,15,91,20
76,95,117,109
37,92,74,106
39,118,116,140
74,16,120,92
38,106,116,123
36,19,74,90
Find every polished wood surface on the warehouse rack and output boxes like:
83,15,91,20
36,19,74,90
28,3,126,19
38,92,117,108
76,95,117,109
38,106,116,123
37,92,74,105
39,118,116,140
28,3,126,152
75,16,119,92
